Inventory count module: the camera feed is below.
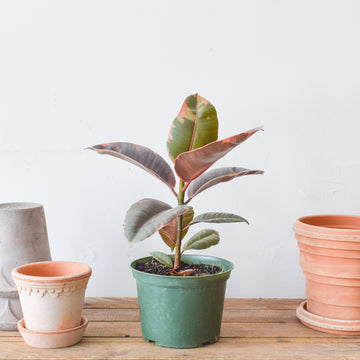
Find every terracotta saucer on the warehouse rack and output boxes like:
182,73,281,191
296,301,360,335
17,316,88,348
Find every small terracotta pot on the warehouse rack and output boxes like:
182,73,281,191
12,261,91,332
294,215,360,326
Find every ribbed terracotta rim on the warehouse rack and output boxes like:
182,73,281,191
296,301,360,333
294,215,360,242
17,316,88,335
12,261,92,284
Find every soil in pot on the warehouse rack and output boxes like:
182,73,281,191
135,258,222,276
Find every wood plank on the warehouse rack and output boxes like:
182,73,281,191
2,298,358,360
0,321,353,339
0,331,19,338
82,308,298,323
1,337,360,359
84,297,139,309
84,297,304,310
224,298,304,310
80,321,355,338
1,337,360,344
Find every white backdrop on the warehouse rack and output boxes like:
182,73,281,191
1,0,359,297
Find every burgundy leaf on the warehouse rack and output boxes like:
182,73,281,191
124,198,190,243
88,142,176,193
174,127,263,183
186,167,264,203
159,207,194,250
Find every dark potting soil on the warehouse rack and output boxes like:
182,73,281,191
135,258,223,276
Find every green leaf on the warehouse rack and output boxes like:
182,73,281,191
175,127,263,183
182,229,220,251
150,252,173,268
159,207,194,250
167,94,218,162
190,212,249,226
186,167,264,203
88,142,176,193
124,198,191,243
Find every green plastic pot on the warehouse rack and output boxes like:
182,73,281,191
131,254,234,348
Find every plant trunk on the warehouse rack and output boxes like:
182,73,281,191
174,181,185,270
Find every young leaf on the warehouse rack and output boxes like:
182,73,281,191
190,212,249,226
175,127,263,183
182,229,220,251
186,167,264,203
124,199,191,243
159,207,194,250
167,94,218,162
150,252,173,268
88,142,176,194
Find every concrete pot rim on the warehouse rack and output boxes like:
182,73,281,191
0,202,43,212
12,261,92,284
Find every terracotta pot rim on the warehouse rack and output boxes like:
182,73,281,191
294,214,360,242
296,214,360,231
0,202,43,212
12,261,92,284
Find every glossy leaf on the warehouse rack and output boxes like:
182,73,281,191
190,212,248,226
167,94,218,162
182,229,220,251
186,167,264,203
124,198,190,243
175,127,263,183
88,142,176,192
150,252,173,268
159,207,194,250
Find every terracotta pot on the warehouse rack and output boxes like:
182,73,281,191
12,261,91,332
0,203,52,330
294,214,360,326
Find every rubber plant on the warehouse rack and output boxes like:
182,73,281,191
89,94,263,273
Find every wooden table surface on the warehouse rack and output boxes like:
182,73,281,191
1,298,360,359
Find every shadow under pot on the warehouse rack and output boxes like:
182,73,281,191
294,214,360,334
11,261,91,348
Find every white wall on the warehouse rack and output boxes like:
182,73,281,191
1,0,359,297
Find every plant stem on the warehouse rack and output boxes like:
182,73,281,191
174,180,185,270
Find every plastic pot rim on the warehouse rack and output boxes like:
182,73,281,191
130,254,234,281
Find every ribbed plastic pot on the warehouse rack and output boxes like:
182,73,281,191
294,214,360,323
131,255,233,348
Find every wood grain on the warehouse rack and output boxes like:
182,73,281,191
81,308,298,323
83,297,304,310
1,338,360,360
0,298,358,360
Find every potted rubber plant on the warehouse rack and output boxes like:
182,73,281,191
89,94,263,348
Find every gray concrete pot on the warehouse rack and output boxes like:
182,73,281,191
0,203,52,330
